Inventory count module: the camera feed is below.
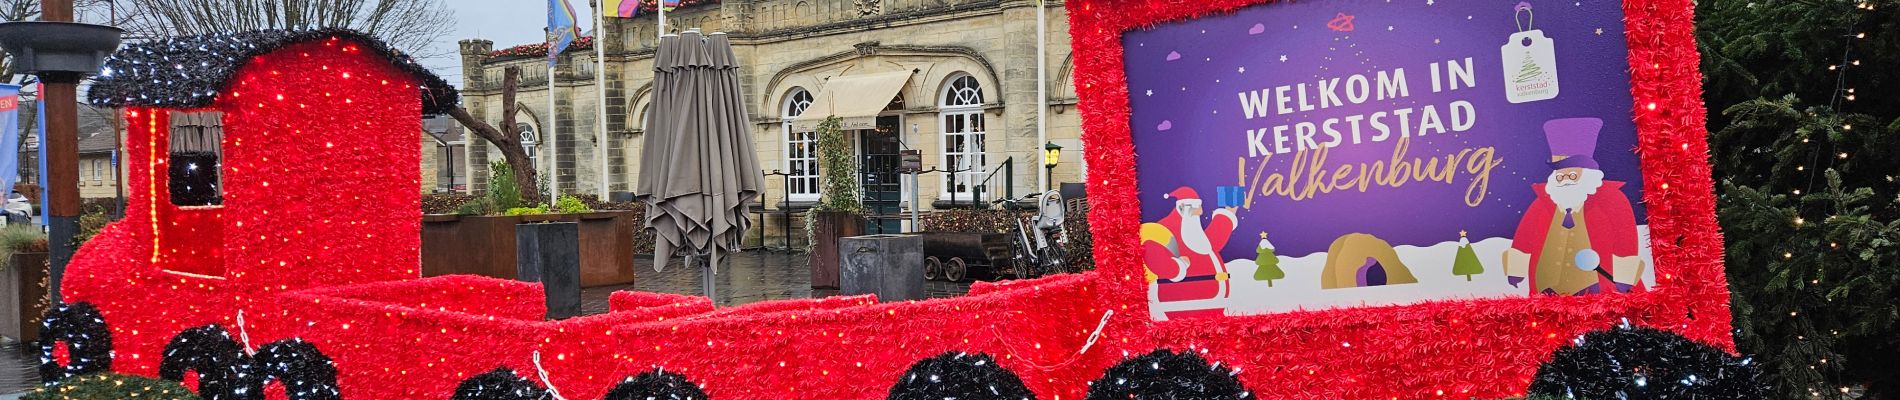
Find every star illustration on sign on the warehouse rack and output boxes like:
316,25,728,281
1595,28,1605,35
1238,66,1246,73
1327,12,1356,32
1279,55,1288,62
1145,89,1153,96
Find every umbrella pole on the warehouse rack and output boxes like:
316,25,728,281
703,249,717,303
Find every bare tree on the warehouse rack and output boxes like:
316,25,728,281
445,66,538,200
116,0,454,60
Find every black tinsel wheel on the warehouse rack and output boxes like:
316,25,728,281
887,352,1035,400
1528,324,1766,400
36,302,114,384
253,339,340,400
450,367,549,400
604,368,709,400
1085,348,1252,400
158,325,264,400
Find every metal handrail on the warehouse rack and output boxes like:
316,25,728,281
970,157,1014,208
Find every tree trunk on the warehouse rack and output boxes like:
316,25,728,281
446,66,539,200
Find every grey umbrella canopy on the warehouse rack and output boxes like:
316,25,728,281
636,30,765,285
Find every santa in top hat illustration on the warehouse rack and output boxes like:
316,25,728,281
1140,187,1239,320
1504,118,1647,296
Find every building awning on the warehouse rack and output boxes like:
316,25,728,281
790,70,913,132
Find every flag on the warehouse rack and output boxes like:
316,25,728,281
34,90,47,227
606,0,640,17
548,0,582,67
0,84,20,197
662,0,682,11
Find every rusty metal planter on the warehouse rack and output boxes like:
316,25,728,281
422,212,636,287
1,252,49,342
807,211,864,289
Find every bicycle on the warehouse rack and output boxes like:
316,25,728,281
1000,190,1069,278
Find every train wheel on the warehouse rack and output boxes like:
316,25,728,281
37,302,113,384
255,339,341,400
945,257,968,282
159,325,264,400
924,256,943,281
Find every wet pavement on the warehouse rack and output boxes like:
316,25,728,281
1,250,973,394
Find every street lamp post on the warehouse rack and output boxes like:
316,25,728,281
0,6,125,303
1043,141,1061,193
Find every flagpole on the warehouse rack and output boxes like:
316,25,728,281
657,0,667,39
549,62,559,206
595,1,610,198
1035,0,1048,194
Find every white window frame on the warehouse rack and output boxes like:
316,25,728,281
781,88,820,202
939,74,986,201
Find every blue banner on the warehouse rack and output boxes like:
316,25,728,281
35,93,46,227
0,84,19,199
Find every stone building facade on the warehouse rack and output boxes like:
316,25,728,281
452,0,1080,233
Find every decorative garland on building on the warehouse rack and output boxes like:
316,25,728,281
36,302,114,384
488,36,596,59
451,367,550,400
887,352,1036,400
254,339,343,400
1084,349,1250,400
603,368,709,400
1528,324,1765,399
158,325,263,400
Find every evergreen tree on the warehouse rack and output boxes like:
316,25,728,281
1698,0,1900,397
1253,232,1283,286
1452,230,1483,281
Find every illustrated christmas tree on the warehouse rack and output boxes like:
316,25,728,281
1452,230,1482,281
1513,50,1545,83
1252,232,1284,286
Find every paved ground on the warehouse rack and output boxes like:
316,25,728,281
1,250,973,395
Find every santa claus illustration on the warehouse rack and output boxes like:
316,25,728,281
1504,118,1646,296
1140,187,1239,320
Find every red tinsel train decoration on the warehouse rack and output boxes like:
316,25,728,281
158,325,263,400
36,302,113,384
1085,348,1251,400
603,368,709,400
886,352,1036,400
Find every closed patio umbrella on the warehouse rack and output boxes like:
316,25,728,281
636,30,764,301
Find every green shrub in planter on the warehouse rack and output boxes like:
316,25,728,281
555,195,591,214
0,224,47,273
24,373,202,400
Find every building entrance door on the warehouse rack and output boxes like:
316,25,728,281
858,115,903,234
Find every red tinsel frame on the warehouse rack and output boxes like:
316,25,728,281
1066,0,1731,398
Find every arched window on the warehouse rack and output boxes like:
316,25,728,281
516,122,538,163
939,74,985,200
781,88,819,201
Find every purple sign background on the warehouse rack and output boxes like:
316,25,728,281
1125,0,1647,257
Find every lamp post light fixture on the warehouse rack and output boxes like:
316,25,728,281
0,15,126,304
1043,141,1062,190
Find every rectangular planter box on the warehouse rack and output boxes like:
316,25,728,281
2,252,49,342
422,212,636,287
840,234,924,301
808,211,864,289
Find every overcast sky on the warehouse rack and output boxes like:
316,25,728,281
423,0,604,87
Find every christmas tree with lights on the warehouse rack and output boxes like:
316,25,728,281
1698,0,1900,397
